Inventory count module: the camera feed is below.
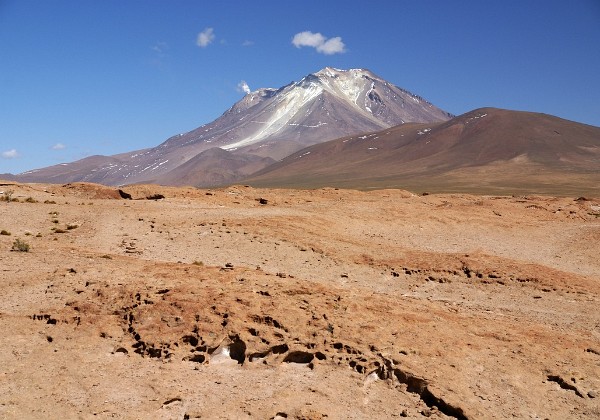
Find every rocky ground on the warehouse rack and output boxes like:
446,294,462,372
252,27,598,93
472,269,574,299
1,181,599,419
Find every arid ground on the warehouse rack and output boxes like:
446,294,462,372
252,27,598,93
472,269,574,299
1,181,599,419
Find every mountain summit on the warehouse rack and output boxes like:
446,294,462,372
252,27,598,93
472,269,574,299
217,67,451,154
17,68,451,186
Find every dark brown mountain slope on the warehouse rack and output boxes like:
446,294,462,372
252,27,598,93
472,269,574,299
243,108,600,195
155,148,275,187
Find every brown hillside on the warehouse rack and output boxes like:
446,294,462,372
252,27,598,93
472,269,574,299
245,108,600,195
156,147,275,187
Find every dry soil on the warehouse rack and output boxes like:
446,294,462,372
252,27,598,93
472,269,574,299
1,182,599,419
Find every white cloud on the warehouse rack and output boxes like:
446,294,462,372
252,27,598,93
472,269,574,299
292,31,326,48
1,149,19,159
197,27,215,48
242,40,254,47
237,80,251,95
292,31,346,55
51,143,66,150
317,37,346,55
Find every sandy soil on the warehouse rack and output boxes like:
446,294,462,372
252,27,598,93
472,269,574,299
1,181,599,419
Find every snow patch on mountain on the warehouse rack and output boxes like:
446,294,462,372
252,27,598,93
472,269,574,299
223,79,324,150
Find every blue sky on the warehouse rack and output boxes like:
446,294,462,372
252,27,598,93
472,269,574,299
1,0,599,174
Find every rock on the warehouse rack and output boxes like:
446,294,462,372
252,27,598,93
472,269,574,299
118,189,132,199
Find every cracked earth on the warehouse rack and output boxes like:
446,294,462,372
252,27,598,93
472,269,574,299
1,182,599,419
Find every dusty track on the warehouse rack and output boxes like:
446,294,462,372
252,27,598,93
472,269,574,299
1,182,599,419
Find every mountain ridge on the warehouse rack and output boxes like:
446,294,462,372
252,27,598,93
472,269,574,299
243,107,600,195
14,67,450,187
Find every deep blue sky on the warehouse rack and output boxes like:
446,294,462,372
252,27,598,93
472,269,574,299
1,0,599,174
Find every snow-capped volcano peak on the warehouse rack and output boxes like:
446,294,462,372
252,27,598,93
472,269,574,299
314,67,376,79
283,67,430,123
16,67,451,186
217,67,449,152
312,67,382,86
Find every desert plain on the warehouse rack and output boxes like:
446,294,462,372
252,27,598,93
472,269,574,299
0,181,599,419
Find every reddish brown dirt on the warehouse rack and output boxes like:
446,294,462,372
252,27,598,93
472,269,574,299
1,182,599,419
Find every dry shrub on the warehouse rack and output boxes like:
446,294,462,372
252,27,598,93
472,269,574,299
12,238,30,252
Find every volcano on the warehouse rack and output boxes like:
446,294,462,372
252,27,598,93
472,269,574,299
15,68,451,187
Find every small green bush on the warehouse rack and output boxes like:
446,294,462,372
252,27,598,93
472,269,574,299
25,197,37,203
12,238,30,252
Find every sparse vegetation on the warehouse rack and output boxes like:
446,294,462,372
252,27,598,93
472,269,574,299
100,254,113,259
44,200,57,204
192,261,204,266
12,238,30,252
25,197,38,203
52,228,67,234
0,190,14,202
1,229,11,236
66,224,79,230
